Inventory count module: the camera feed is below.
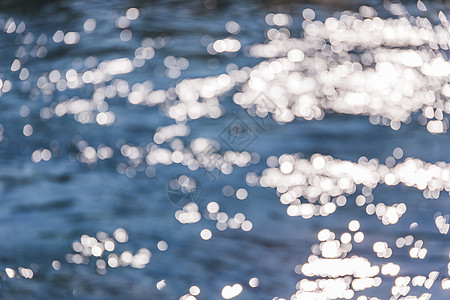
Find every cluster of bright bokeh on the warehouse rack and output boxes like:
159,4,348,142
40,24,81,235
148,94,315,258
258,151,450,220
290,220,441,300
4,5,448,147
2,228,156,280
0,1,449,299
256,150,450,298
65,228,158,274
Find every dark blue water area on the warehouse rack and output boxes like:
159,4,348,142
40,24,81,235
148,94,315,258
0,0,450,299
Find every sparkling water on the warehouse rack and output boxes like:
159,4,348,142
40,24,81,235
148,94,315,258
0,0,449,299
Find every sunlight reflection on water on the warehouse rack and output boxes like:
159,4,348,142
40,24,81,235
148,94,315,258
0,0,449,299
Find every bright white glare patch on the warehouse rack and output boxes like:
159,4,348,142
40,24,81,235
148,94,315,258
207,202,219,213
318,229,331,241
99,58,134,76
302,8,315,20
354,232,364,243
157,240,168,251
200,229,212,240
381,263,400,276
236,188,248,200
287,49,304,62
221,284,243,299
249,277,259,287
64,32,80,45
83,19,96,33
114,228,128,243
341,233,351,244
126,8,140,20
417,0,427,12
225,21,241,34
349,220,360,232
120,29,132,42
280,161,294,173
5,268,15,278
23,124,33,136
53,30,64,43
241,220,253,231
272,13,291,26
213,38,241,53
156,280,166,290
52,260,61,271
11,59,20,71
189,286,200,296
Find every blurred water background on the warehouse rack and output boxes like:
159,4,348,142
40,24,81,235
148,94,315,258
0,0,450,299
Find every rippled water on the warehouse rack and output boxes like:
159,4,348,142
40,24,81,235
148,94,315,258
0,0,450,299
